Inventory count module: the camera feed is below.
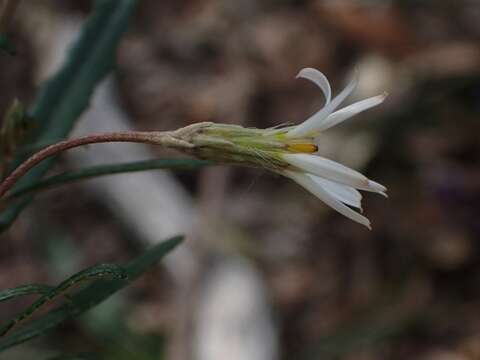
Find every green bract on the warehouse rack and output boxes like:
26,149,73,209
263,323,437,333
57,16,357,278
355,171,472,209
187,122,318,171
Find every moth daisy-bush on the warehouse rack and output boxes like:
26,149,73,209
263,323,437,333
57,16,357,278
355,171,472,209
189,68,387,229
279,68,387,229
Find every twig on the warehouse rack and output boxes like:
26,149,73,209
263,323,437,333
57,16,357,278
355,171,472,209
0,130,185,198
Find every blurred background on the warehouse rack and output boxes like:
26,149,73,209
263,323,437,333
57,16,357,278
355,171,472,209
1,0,480,359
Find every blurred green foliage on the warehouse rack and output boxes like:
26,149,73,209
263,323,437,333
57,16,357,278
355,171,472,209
0,0,187,357
8,158,211,199
0,236,182,353
0,0,137,231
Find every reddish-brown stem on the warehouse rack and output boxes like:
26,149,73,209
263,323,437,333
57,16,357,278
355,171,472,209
0,131,169,198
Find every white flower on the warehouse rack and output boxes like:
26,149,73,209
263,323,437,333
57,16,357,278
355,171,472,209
187,68,387,229
279,68,387,229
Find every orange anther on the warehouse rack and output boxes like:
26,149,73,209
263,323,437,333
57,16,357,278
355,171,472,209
287,143,318,153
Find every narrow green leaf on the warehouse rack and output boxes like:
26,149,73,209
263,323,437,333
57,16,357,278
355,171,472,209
0,264,128,337
0,284,53,302
9,159,211,199
0,236,183,351
0,0,138,231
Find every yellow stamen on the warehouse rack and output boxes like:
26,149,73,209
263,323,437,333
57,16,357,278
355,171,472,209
287,143,318,153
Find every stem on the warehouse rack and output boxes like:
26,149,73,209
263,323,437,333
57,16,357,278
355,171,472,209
0,130,177,198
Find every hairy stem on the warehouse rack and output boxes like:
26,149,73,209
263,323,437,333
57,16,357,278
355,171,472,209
0,130,184,198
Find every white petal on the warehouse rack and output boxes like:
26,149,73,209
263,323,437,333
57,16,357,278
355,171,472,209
310,176,362,209
296,68,331,104
286,171,371,229
367,180,388,196
283,153,387,195
315,93,387,132
283,153,369,189
286,72,358,138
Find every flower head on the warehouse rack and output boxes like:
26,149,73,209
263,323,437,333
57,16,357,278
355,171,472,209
186,68,387,229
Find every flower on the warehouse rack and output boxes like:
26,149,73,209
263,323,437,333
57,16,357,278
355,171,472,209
186,68,387,229
279,68,387,229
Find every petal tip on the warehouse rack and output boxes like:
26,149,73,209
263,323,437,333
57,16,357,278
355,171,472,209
368,180,387,193
360,216,372,230
296,67,319,79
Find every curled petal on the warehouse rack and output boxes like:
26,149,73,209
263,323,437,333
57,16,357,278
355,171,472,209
296,68,331,105
315,93,387,132
286,171,371,229
310,176,362,209
286,72,358,138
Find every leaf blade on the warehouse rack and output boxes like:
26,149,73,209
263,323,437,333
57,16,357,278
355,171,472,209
8,159,211,199
0,284,53,303
0,0,138,231
0,236,183,352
